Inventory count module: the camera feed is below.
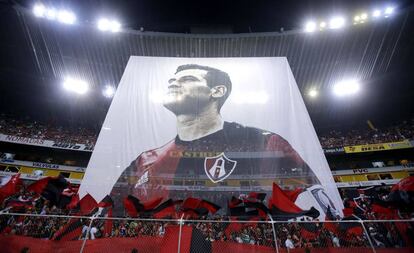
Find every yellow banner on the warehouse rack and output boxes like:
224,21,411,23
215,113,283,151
344,140,412,153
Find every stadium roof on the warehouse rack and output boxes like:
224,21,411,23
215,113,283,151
0,2,413,131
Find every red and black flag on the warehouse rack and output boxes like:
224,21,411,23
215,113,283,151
228,196,268,218
181,197,221,218
269,183,319,220
52,194,101,241
5,198,34,212
0,173,22,203
26,175,69,206
324,206,340,234
300,223,320,240
151,199,177,218
98,195,114,237
338,216,363,236
283,188,303,202
52,218,86,241
123,195,178,218
248,192,266,201
387,176,414,211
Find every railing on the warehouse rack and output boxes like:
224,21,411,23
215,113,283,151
0,213,412,253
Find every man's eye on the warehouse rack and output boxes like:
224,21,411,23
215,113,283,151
180,76,198,82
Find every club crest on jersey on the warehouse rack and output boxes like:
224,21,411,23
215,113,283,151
204,153,237,183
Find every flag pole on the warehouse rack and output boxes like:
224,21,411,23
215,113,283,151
268,214,280,253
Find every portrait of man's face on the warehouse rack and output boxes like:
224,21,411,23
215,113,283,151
163,68,213,115
80,57,343,214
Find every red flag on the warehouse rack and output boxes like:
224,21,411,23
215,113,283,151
0,174,22,197
52,219,83,241
342,207,354,217
300,226,319,240
143,197,163,210
26,177,52,194
371,204,395,219
391,176,414,192
67,194,80,209
123,197,138,217
182,197,202,210
198,199,221,214
104,208,113,237
152,199,176,218
79,194,98,215
98,195,114,208
283,188,302,202
269,183,303,213
224,222,244,238
248,192,266,201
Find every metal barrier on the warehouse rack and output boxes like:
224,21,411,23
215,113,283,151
0,213,412,253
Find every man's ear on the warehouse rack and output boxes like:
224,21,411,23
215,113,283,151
211,85,227,98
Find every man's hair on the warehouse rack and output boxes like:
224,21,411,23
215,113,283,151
176,64,232,111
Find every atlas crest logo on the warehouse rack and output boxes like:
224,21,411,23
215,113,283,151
204,153,237,183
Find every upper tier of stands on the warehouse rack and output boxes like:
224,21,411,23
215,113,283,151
1,114,413,150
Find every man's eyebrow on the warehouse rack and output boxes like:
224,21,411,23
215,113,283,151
178,75,200,82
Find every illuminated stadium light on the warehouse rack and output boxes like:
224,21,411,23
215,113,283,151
333,79,360,97
33,4,46,17
98,18,121,32
103,85,115,98
329,16,345,29
110,20,121,32
98,18,110,31
360,13,368,20
319,22,326,29
384,6,395,17
373,10,381,18
304,21,317,33
63,78,89,94
308,89,318,98
57,10,76,24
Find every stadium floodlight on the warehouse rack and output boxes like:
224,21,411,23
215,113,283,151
98,18,111,31
360,13,368,20
354,16,360,22
98,18,121,32
110,20,121,32
57,10,76,24
33,4,46,17
384,6,394,17
308,89,318,98
304,21,317,33
319,22,326,28
63,78,88,94
103,85,115,98
329,16,345,29
373,10,381,18
333,79,360,97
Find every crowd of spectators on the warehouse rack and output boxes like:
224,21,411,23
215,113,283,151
0,114,97,149
1,114,414,150
0,185,413,250
319,119,414,148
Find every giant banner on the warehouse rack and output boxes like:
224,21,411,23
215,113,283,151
80,57,343,218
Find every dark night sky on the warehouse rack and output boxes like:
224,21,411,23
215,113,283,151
13,0,413,33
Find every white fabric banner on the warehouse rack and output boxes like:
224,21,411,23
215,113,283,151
80,57,343,217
